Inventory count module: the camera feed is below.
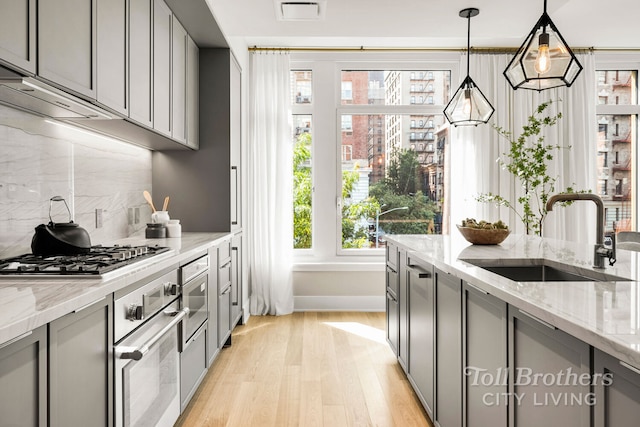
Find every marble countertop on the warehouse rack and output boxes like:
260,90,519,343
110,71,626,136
0,232,230,346
386,232,640,369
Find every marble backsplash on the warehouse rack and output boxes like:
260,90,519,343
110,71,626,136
0,105,152,258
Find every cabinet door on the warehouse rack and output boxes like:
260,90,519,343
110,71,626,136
463,282,507,427
509,307,590,427
38,0,96,98
129,0,153,127
0,326,47,427
49,297,112,427
594,349,640,427
407,260,435,418
171,15,187,144
435,268,462,427
96,0,128,115
207,246,219,366
398,248,409,372
230,54,242,230
186,36,199,149
0,0,36,73
218,283,232,348
231,232,243,327
385,264,399,356
153,0,172,136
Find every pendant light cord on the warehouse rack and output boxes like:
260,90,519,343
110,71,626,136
466,12,471,78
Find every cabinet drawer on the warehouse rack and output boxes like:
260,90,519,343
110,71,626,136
218,261,231,292
386,244,399,270
386,265,399,298
180,322,207,412
218,239,232,265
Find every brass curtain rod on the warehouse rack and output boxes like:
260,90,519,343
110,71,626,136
249,46,640,53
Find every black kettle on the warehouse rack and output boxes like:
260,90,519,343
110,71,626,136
31,196,92,256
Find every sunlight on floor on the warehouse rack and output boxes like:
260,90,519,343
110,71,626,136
323,321,387,344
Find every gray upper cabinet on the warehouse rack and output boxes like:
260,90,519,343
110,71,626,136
171,15,187,144
186,36,199,149
38,0,97,99
48,297,112,427
96,0,128,115
129,0,153,127
0,326,47,427
0,0,36,73
594,349,640,427
463,282,507,427
153,0,172,137
509,307,590,427
230,54,242,230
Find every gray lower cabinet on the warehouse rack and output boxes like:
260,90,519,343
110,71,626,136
129,0,153,127
152,0,172,137
509,306,590,427
385,263,399,356
398,248,409,372
218,248,233,348
206,245,219,366
48,296,112,427
406,257,435,418
181,321,208,412
594,349,640,426
0,325,47,427
0,0,36,73
231,232,243,327
434,268,462,427
96,0,128,115
463,282,507,427
38,0,96,98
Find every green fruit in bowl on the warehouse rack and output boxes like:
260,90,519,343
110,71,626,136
461,218,509,230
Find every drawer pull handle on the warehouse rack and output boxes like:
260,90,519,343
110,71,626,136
466,282,489,295
518,309,556,330
620,360,640,375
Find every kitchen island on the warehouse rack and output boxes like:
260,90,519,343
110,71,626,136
386,233,640,427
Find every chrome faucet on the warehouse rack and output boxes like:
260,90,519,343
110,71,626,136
545,193,616,269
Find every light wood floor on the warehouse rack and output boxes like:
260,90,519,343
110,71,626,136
175,311,433,427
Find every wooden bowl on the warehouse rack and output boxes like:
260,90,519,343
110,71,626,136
456,225,510,245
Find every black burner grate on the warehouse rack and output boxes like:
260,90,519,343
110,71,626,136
0,245,170,275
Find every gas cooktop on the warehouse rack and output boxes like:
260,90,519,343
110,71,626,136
0,245,171,276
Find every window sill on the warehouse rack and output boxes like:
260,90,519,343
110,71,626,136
293,262,384,272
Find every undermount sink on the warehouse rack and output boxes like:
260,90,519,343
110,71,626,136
460,258,630,282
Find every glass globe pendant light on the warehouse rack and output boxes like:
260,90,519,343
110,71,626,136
503,0,582,91
444,8,495,127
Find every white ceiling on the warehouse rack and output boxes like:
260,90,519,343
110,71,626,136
205,0,640,49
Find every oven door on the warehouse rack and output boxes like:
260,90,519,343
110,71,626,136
115,300,188,427
182,271,208,343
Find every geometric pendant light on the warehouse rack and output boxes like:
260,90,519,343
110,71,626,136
444,8,495,127
503,0,582,91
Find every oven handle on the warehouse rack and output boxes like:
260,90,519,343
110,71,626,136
119,307,189,361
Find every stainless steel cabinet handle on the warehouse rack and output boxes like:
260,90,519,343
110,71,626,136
620,360,640,375
518,309,556,330
119,308,189,360
406,264,431,279
466,282,489,295
0,331,33,350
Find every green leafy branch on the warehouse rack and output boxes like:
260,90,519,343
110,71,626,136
477,100,585,235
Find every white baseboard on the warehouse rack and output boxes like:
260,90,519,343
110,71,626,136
294,295,385,312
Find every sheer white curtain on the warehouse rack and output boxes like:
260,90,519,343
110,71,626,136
247,51,294,315
450,52,597,243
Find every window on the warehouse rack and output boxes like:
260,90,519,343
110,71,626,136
341,81,353,101
595,66,639,231
292,71,312,104
291,58,455,259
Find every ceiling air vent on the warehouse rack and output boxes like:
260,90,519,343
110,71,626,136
275,1,326,21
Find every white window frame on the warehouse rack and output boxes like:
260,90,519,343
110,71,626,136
290,51,459,264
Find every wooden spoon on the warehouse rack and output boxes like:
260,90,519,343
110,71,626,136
143,190,157,213
162,196,170,211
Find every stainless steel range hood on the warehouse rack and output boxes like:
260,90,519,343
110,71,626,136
0,66,116,120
